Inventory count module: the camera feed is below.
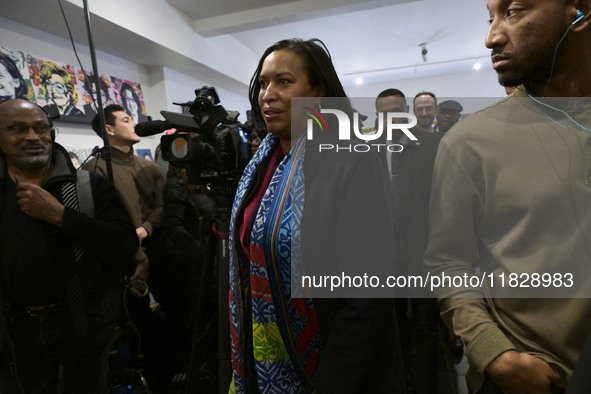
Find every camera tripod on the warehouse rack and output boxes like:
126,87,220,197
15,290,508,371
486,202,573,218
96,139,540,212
185,188,232,394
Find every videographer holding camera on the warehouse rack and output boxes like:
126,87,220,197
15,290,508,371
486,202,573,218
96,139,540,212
133,86,250,392
83,104,172,389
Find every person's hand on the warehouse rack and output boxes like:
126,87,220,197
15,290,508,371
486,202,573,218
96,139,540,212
16,182,64,225
136,227,148,243
486,350,562,394
130,258,149,283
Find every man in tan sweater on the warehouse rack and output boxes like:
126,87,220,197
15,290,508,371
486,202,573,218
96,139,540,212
84,104,165,283
424,1,591,393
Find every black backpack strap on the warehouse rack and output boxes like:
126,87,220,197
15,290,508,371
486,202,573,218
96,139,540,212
75,169,95,218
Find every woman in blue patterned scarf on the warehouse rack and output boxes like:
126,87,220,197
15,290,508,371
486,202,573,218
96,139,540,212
228,38,404,393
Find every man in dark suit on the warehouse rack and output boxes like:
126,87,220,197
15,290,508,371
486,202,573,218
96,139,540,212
375,88,442,393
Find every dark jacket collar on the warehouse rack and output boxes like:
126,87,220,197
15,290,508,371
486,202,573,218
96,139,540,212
0,142,76,186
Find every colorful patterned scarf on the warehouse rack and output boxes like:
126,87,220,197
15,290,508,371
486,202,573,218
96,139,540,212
229,134,322,393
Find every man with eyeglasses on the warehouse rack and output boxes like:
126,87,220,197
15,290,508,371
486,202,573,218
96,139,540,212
39,61,83,118
0,99,137,392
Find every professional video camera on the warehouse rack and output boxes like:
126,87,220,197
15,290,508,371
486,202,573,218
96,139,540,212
135,86,249,185
136,87,247,391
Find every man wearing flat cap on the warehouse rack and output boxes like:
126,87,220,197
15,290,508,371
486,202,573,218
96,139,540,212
435,100,463,134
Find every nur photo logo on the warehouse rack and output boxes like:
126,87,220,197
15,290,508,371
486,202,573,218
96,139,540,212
302,102,418,153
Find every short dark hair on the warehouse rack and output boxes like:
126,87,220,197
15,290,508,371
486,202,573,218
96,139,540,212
83,74,110,103
120,82,140,116
413,91,437,107
91,104,125,137
376,88,407,108
248,38,351,132
0,53,27,101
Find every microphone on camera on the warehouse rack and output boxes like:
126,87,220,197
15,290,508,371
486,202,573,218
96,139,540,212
135,120,171,137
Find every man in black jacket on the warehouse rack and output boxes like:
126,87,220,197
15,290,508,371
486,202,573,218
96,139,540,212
375,88,442,394
0,99,137,393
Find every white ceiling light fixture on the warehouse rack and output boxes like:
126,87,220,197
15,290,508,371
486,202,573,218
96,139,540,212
344,54,491,79
416,28,449,64
419,43,428,62
355,75,363,85
473,60,482,70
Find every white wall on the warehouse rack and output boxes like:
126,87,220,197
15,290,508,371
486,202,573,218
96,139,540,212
0,16,252,155
345,66,507,127
2,14,510,146
161,67,250,118
0,17,149,141
346,67,506,99
65,0,258,85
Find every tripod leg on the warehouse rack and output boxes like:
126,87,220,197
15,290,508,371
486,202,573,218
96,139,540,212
186,226,216,393
213,217,231,394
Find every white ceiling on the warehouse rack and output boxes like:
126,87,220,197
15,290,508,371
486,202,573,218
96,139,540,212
0,0,493,94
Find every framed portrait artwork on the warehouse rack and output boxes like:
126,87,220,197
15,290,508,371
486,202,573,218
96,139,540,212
1,44,148,124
